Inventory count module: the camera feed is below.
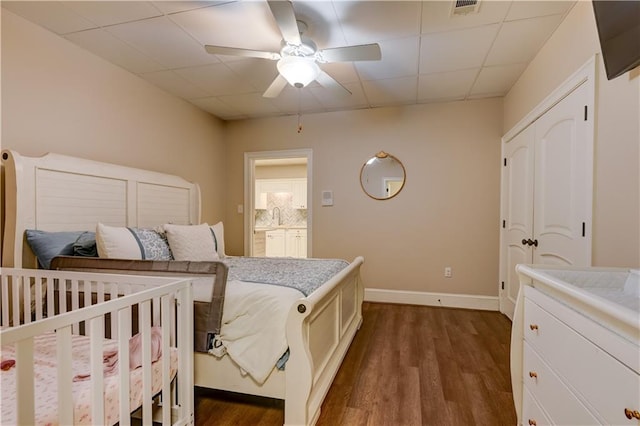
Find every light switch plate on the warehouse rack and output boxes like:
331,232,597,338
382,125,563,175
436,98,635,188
321,190,333,206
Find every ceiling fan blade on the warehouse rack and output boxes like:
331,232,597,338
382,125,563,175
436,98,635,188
267,0,302,46
263,74,288,98
316,70,351,96
205,45,280,60
318,43,382,63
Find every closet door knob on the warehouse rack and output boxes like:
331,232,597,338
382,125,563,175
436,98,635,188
531,239,538,247
528,420,537,426
529,324,539,331
624,408,640,420
522,239,528,245
529,371,538,378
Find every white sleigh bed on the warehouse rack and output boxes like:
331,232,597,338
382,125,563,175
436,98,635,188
0,267,194,425
1,149,365,426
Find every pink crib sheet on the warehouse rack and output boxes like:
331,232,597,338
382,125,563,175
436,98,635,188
0,331,177,425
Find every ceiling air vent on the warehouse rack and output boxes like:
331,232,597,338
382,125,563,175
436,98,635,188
451,0,481,16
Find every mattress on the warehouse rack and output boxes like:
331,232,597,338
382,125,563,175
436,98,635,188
0,331,178,425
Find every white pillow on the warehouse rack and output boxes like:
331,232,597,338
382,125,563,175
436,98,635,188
210,221,226,259
96,223,173,260
164,223,219,261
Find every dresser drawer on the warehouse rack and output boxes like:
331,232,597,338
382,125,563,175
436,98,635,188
523,342,600,425
524,290,640,425
522,386,552,426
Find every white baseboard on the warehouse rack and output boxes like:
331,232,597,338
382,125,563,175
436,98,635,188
364,288,499,311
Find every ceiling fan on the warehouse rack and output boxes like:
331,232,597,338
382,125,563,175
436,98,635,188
203,0,382,98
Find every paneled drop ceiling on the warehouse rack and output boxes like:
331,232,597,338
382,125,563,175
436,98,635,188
2,1,576,120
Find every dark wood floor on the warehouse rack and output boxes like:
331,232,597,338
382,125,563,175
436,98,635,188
194,302,517,426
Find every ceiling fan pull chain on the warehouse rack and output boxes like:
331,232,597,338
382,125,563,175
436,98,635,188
297,89,303,134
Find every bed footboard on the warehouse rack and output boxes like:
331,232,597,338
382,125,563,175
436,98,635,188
284,256,364,426
0,268,194,426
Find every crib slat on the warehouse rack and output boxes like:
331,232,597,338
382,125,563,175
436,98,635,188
46,277,54,319
111,283,119,339
71,279,80,334
2,274,9,327
16,337,35,425
35,277,43,321
90,318,105,425
178,284,194,423
161,294,172,425
140,300,153,426
23,276,31,324
117,305,132,426
58,278,67,315
12,275,21,326
56,326,74,424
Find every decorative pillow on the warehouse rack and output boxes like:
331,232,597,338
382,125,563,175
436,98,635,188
164,223,219,261
73,231,98,257
210,221,226,258
25,230,84,269
96,223,173,260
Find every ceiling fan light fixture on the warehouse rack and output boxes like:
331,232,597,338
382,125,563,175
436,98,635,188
277,56,320,88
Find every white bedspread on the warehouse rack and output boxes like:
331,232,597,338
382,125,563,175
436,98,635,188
214,279,303,384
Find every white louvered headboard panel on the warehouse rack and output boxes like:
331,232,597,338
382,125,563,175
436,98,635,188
1,150,200,268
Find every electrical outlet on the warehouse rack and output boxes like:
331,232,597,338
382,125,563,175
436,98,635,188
444,267,452,278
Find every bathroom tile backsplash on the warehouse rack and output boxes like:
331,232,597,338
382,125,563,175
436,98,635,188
255,192,307,228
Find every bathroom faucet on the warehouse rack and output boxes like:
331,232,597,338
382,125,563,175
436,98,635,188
272,207,281,226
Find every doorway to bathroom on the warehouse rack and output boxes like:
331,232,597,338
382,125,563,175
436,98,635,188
244,149,312,258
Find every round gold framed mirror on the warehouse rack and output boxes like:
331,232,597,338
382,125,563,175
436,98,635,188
360,151,406,200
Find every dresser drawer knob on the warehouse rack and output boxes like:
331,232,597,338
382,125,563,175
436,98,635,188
528,420,537,426
529,324,539,331
624,408,640,420
528,371,538,378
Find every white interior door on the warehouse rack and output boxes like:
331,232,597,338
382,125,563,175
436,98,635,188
533,83,592,266
500,125,535,319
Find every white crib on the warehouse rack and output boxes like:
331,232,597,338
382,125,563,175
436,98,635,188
0,268,194,425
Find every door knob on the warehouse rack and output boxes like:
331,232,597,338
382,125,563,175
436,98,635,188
525,239,539,247
522,239,528,245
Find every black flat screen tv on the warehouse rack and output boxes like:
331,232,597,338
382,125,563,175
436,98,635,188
592,0,640,80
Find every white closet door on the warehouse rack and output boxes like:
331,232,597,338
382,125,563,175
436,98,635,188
533,83,592,266
501,125,535,318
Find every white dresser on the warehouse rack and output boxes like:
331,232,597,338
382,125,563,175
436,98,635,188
511,265,640,426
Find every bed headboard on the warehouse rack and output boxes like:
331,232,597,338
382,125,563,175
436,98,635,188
1,149,201,268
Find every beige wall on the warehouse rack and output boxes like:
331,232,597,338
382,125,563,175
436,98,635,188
226,99,503,296
0,10,227,231
504,2,640,267
256,164,307,179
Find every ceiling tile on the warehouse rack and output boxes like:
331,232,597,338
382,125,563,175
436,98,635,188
289,1,347,49
105,16,216,68
310,82,368,110
169,1,281,53
224,58,280,94
333,1,421,45
421,0,511,34
362,76,417,107
269,87,326,115
65,28,165,74
470,63,527,97
418,69,478,102
217,92,280,117
189,96,245,120
319,62,360,85
355,37,419,81
485,14,564,66
2,1,96,34
141,70,209,99
505,1,575,22
65,2,162,27
419,24,500,74
175,63,257,96
152,1,230,15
